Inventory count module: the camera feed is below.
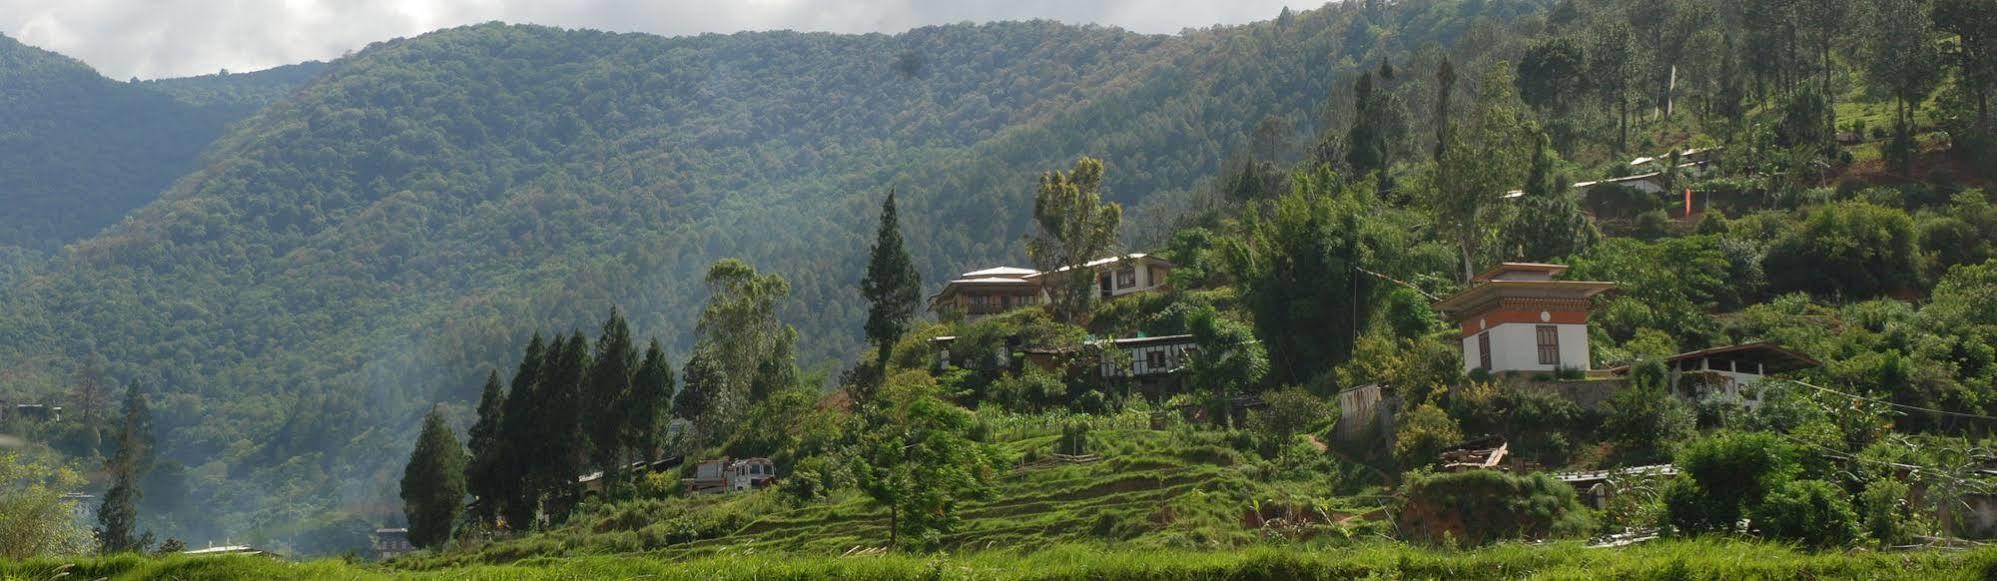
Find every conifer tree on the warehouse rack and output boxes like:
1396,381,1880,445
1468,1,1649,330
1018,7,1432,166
584,309,636,497
625,340,674,463
495,333,546,530
531,331,590,521
463,370,505,526
400,406,467,549
96,381,153,553
858,189,921,399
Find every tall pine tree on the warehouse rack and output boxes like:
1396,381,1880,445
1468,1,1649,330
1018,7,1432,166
463,370,506,526
625,340,674,463
857,189,921,401
584,309,637,498
400,405,467,549
96,381,153,553
495,333,546,530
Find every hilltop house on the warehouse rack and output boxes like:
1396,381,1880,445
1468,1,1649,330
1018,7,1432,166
929,254,1173,320
1432,263,1616,374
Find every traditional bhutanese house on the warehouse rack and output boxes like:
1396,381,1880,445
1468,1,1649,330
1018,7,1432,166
1605,342,1821,403
1015,334,1199,398
928,266,1043,321
682,457,776,494
1025,253,1173,300
372,528,414,560
1433,263,1615,374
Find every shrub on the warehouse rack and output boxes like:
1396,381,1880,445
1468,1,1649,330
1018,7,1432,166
1860,477,1918,547
1393,403,1462,470
1751,480,1862,549
1247,386,1334,440
1664,431,1801,535
1398,470,1591,546
1603,361,1696,464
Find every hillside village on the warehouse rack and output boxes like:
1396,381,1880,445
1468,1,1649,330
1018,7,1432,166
6,0,1997,578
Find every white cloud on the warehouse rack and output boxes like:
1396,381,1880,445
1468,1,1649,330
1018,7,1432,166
0,0,1310,79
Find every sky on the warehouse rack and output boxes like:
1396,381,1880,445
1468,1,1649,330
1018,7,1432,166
1,0,1309,80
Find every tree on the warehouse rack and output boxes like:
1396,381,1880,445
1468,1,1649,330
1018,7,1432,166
533,331,591,520
1223,166,1387,385
400,406,467,549
1184,305,1269,427
1501,132,1597,262
854,376,1002,551
1603,360,1697,464
1588,22,1644,152
1935,0,1996,146
69,352,111,457
495,334,546,530
1433,55,1456,162
1863,0,1944,175
1346,63,1406,180
696,259,799,407
625,339,674,463
0,451,91,558
675,346,731,450
1763,201,1921,300
463,370,506,526
96,381,153,554
1433,63,1535,281
858,189,922,397
1516,37,1586,116
584,308,637,497
1026,157,1122,324
1753,479,1863,548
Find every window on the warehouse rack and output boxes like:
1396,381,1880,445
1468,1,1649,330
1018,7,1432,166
1536,325,1560,366
1477,332,1492,370
1117,268,1137,288
1146,350,1166,369
1149,266,1165,287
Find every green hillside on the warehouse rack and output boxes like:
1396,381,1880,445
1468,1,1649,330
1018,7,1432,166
0,35,318,254
0,1,1552,546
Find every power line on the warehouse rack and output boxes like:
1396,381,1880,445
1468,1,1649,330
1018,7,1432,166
1778,379,1997,423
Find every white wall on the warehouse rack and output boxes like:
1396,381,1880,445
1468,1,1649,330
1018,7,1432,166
1460,323,1589,372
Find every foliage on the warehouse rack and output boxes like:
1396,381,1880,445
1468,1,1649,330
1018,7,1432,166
0,450,91,558
1246,387,1332,441
1602,361,1696,465
1222,167,1392,385
1026,157,1123,324
1392,403,1462,471
401,407,467,549
853,375,1004,551
1398,470,1590,546
857,190,923,399
1184,305,1269,424
1430,63,1535,280
1665,432,1801,536
97,381,154,554
1763,202,1920,300
1750,479,1862,549
1859,477,1918,547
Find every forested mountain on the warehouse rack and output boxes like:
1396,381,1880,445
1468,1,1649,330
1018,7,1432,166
0,2,1556,546
0,35,320,254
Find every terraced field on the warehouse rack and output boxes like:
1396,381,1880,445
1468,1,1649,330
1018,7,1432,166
400,425,1388,569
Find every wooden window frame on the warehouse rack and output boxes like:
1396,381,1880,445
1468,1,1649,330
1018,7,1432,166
1536,325,1560,366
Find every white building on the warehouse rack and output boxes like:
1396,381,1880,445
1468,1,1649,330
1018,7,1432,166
1609,343,1821,404
1432,263,1615,374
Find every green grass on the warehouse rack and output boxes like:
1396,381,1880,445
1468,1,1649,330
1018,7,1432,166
9,540,1995,580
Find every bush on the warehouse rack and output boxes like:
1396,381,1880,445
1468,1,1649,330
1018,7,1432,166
1398,470,1591,546
1664,432,1801,535
1860,477,1917,547
1393,403,1462,470
1247,387,1334,440
1603,361,1696,464
1751,480,1861,549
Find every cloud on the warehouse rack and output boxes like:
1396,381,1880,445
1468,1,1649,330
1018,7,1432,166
0,0,1306,80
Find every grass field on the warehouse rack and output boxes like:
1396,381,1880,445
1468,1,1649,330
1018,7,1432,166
8,540,1995,580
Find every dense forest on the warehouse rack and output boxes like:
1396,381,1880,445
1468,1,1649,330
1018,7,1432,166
2,0,1995,557
0,35,321,255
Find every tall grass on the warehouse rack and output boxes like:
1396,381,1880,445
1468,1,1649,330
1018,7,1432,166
8,541,1994,580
